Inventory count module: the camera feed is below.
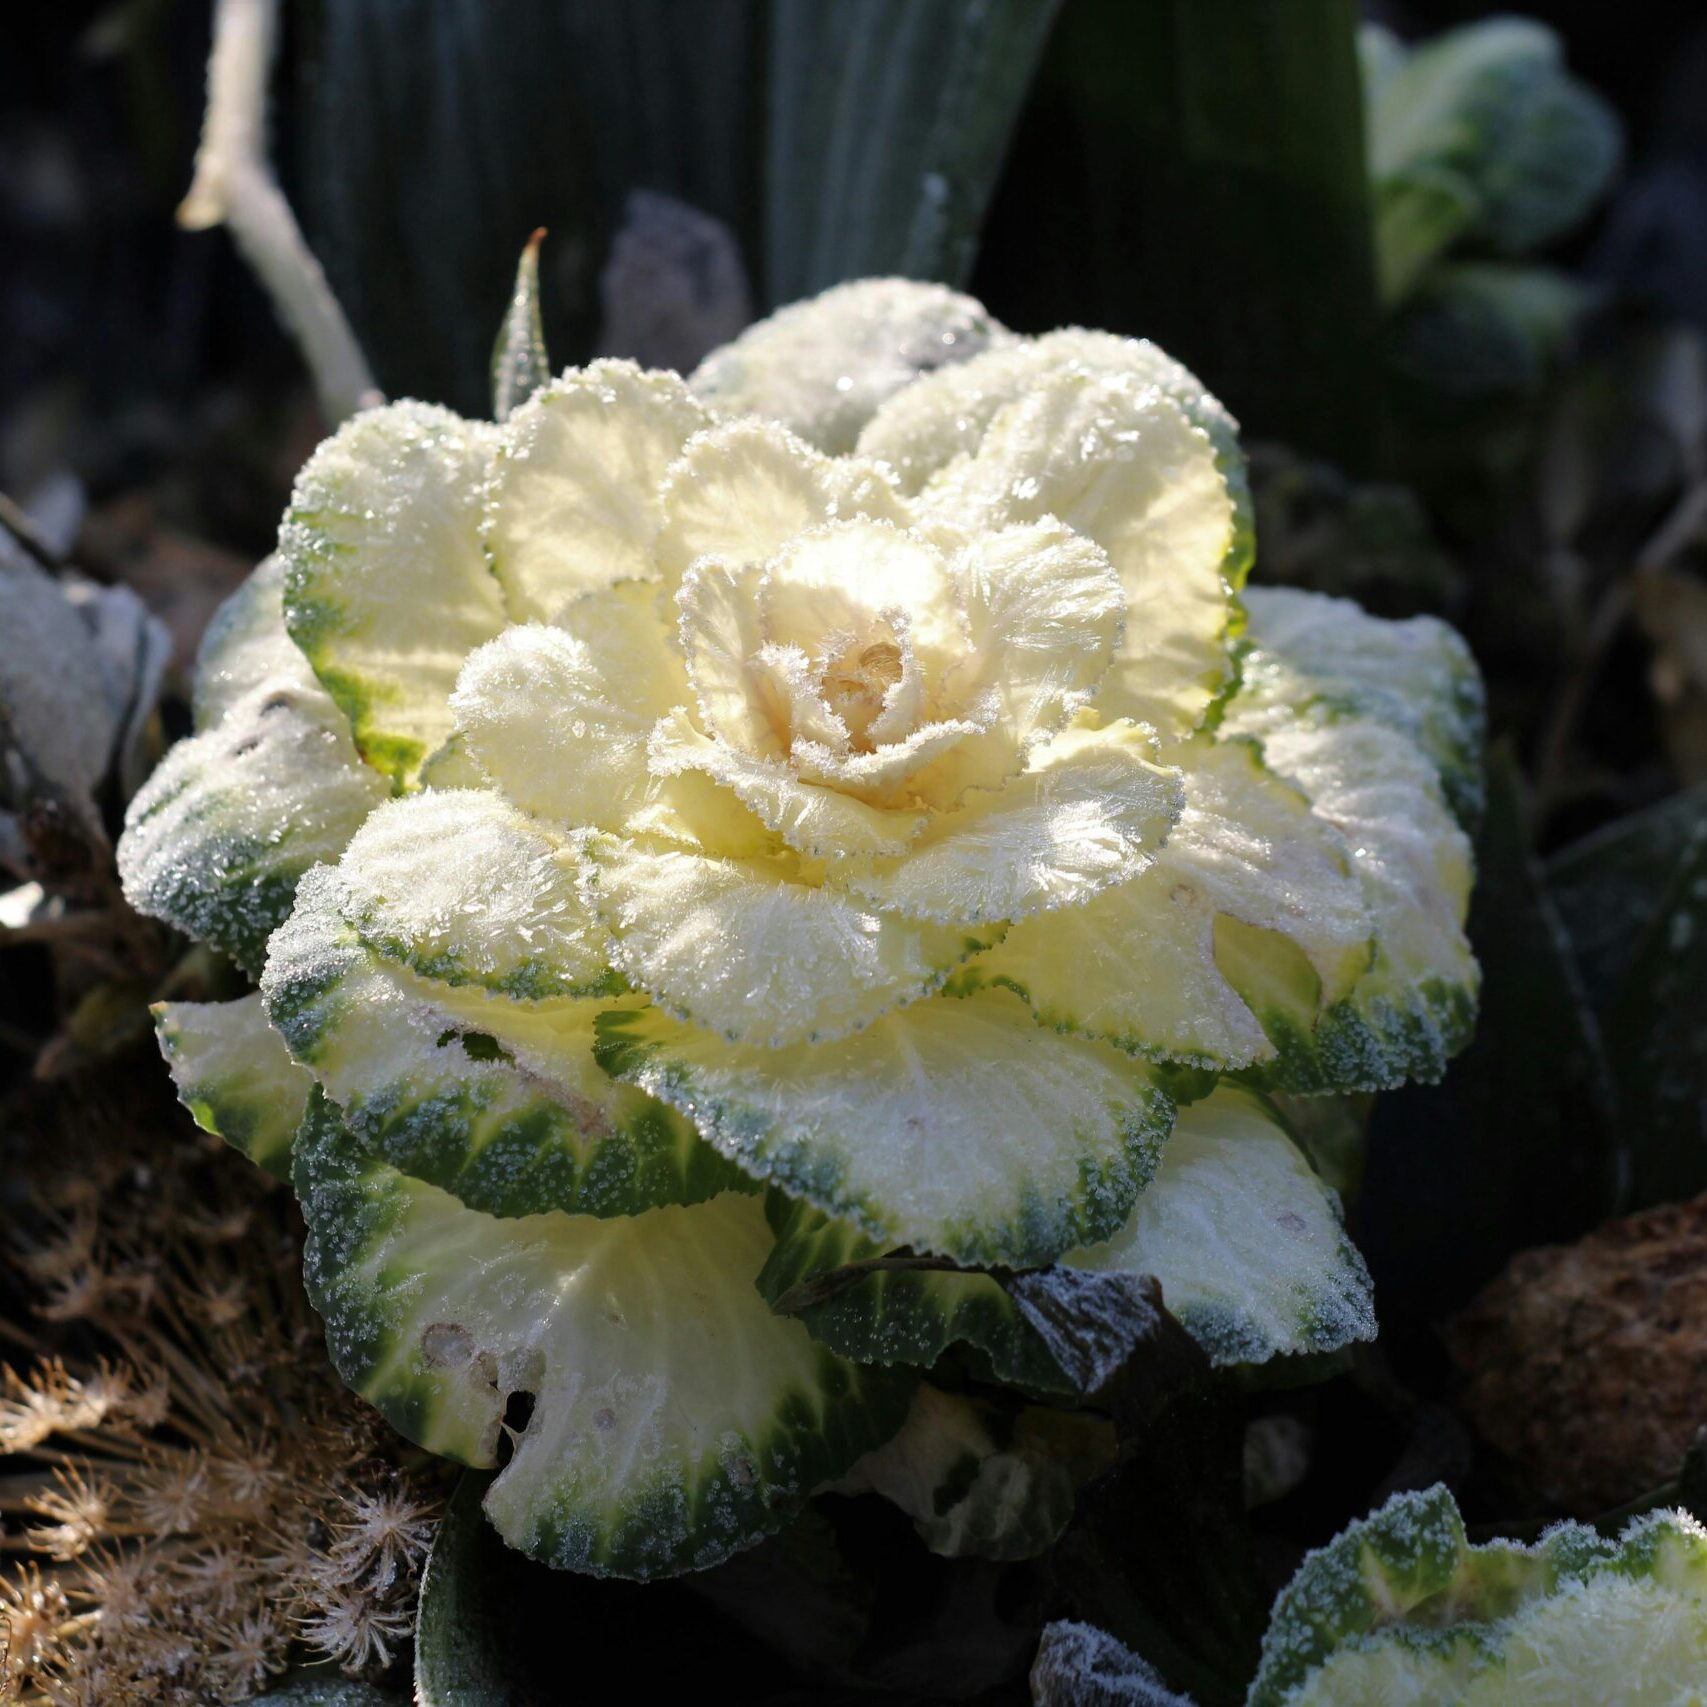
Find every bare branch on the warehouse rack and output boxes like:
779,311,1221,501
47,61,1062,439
181,0,382,424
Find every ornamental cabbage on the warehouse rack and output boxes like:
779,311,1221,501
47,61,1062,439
119,279,1483,1578
1251,1484,1707,1706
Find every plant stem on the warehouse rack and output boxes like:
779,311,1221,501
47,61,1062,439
180,0,381,425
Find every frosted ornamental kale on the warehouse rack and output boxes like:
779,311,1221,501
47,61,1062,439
1251,1483,1707,1705
121,279,1483,1578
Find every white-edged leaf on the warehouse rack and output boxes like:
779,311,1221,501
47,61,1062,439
262,866,740,1218
839,720,1181,926
909,373,1236,739
449,585,769,857
595,984,1175,1268
975,736,1370,1071
294,1097,909,1579
1063,1086,1374,1367
281,401,505,786
484,361,709,624
858,325,1253,584
1241,584,1484,826
336,788,615,1001
649,709,927,860
153,993,312,1179
118,678,387,972
1223,592,1481,1093
585,835,995,1049
656,417,908,593
690,278,1008,454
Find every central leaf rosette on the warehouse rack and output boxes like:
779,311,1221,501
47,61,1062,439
490,508,1175,1049
420,357,1232,1263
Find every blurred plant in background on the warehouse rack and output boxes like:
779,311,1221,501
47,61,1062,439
1363,16,1621,400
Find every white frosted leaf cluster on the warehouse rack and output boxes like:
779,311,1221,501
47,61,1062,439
1251,1484,1707,1706
117,277,1483,1580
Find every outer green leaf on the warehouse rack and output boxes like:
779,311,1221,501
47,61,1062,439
760,1087,1372,1379
120,556,387,972
153,993,312,1179
294,1096,910,1579
1062,1087,1373,1368
1250,1484,1707,1706
1222,588,1482,1093
280,401,505,787
118,677,387,973
757,1193,1073,1393
191,555,314,733
1239,585,1485,828
595,984,1174,1269
764,1,1062,304
262,866,742,1218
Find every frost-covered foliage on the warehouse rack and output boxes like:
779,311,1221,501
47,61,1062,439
1,537,168,883
117,277,1484,1579
1250,1483,1707,1705
1032,1620,1196,1706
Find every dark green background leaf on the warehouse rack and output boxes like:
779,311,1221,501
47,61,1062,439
975,0,1380,464
412,1473,879,1703
414,1472,517,1707
1050,1384,1265,1707
296,0,1059,414
1356,746,1621,1328
1548,783,1707,1013
1600,810,1707,1209
765,0,1063,302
